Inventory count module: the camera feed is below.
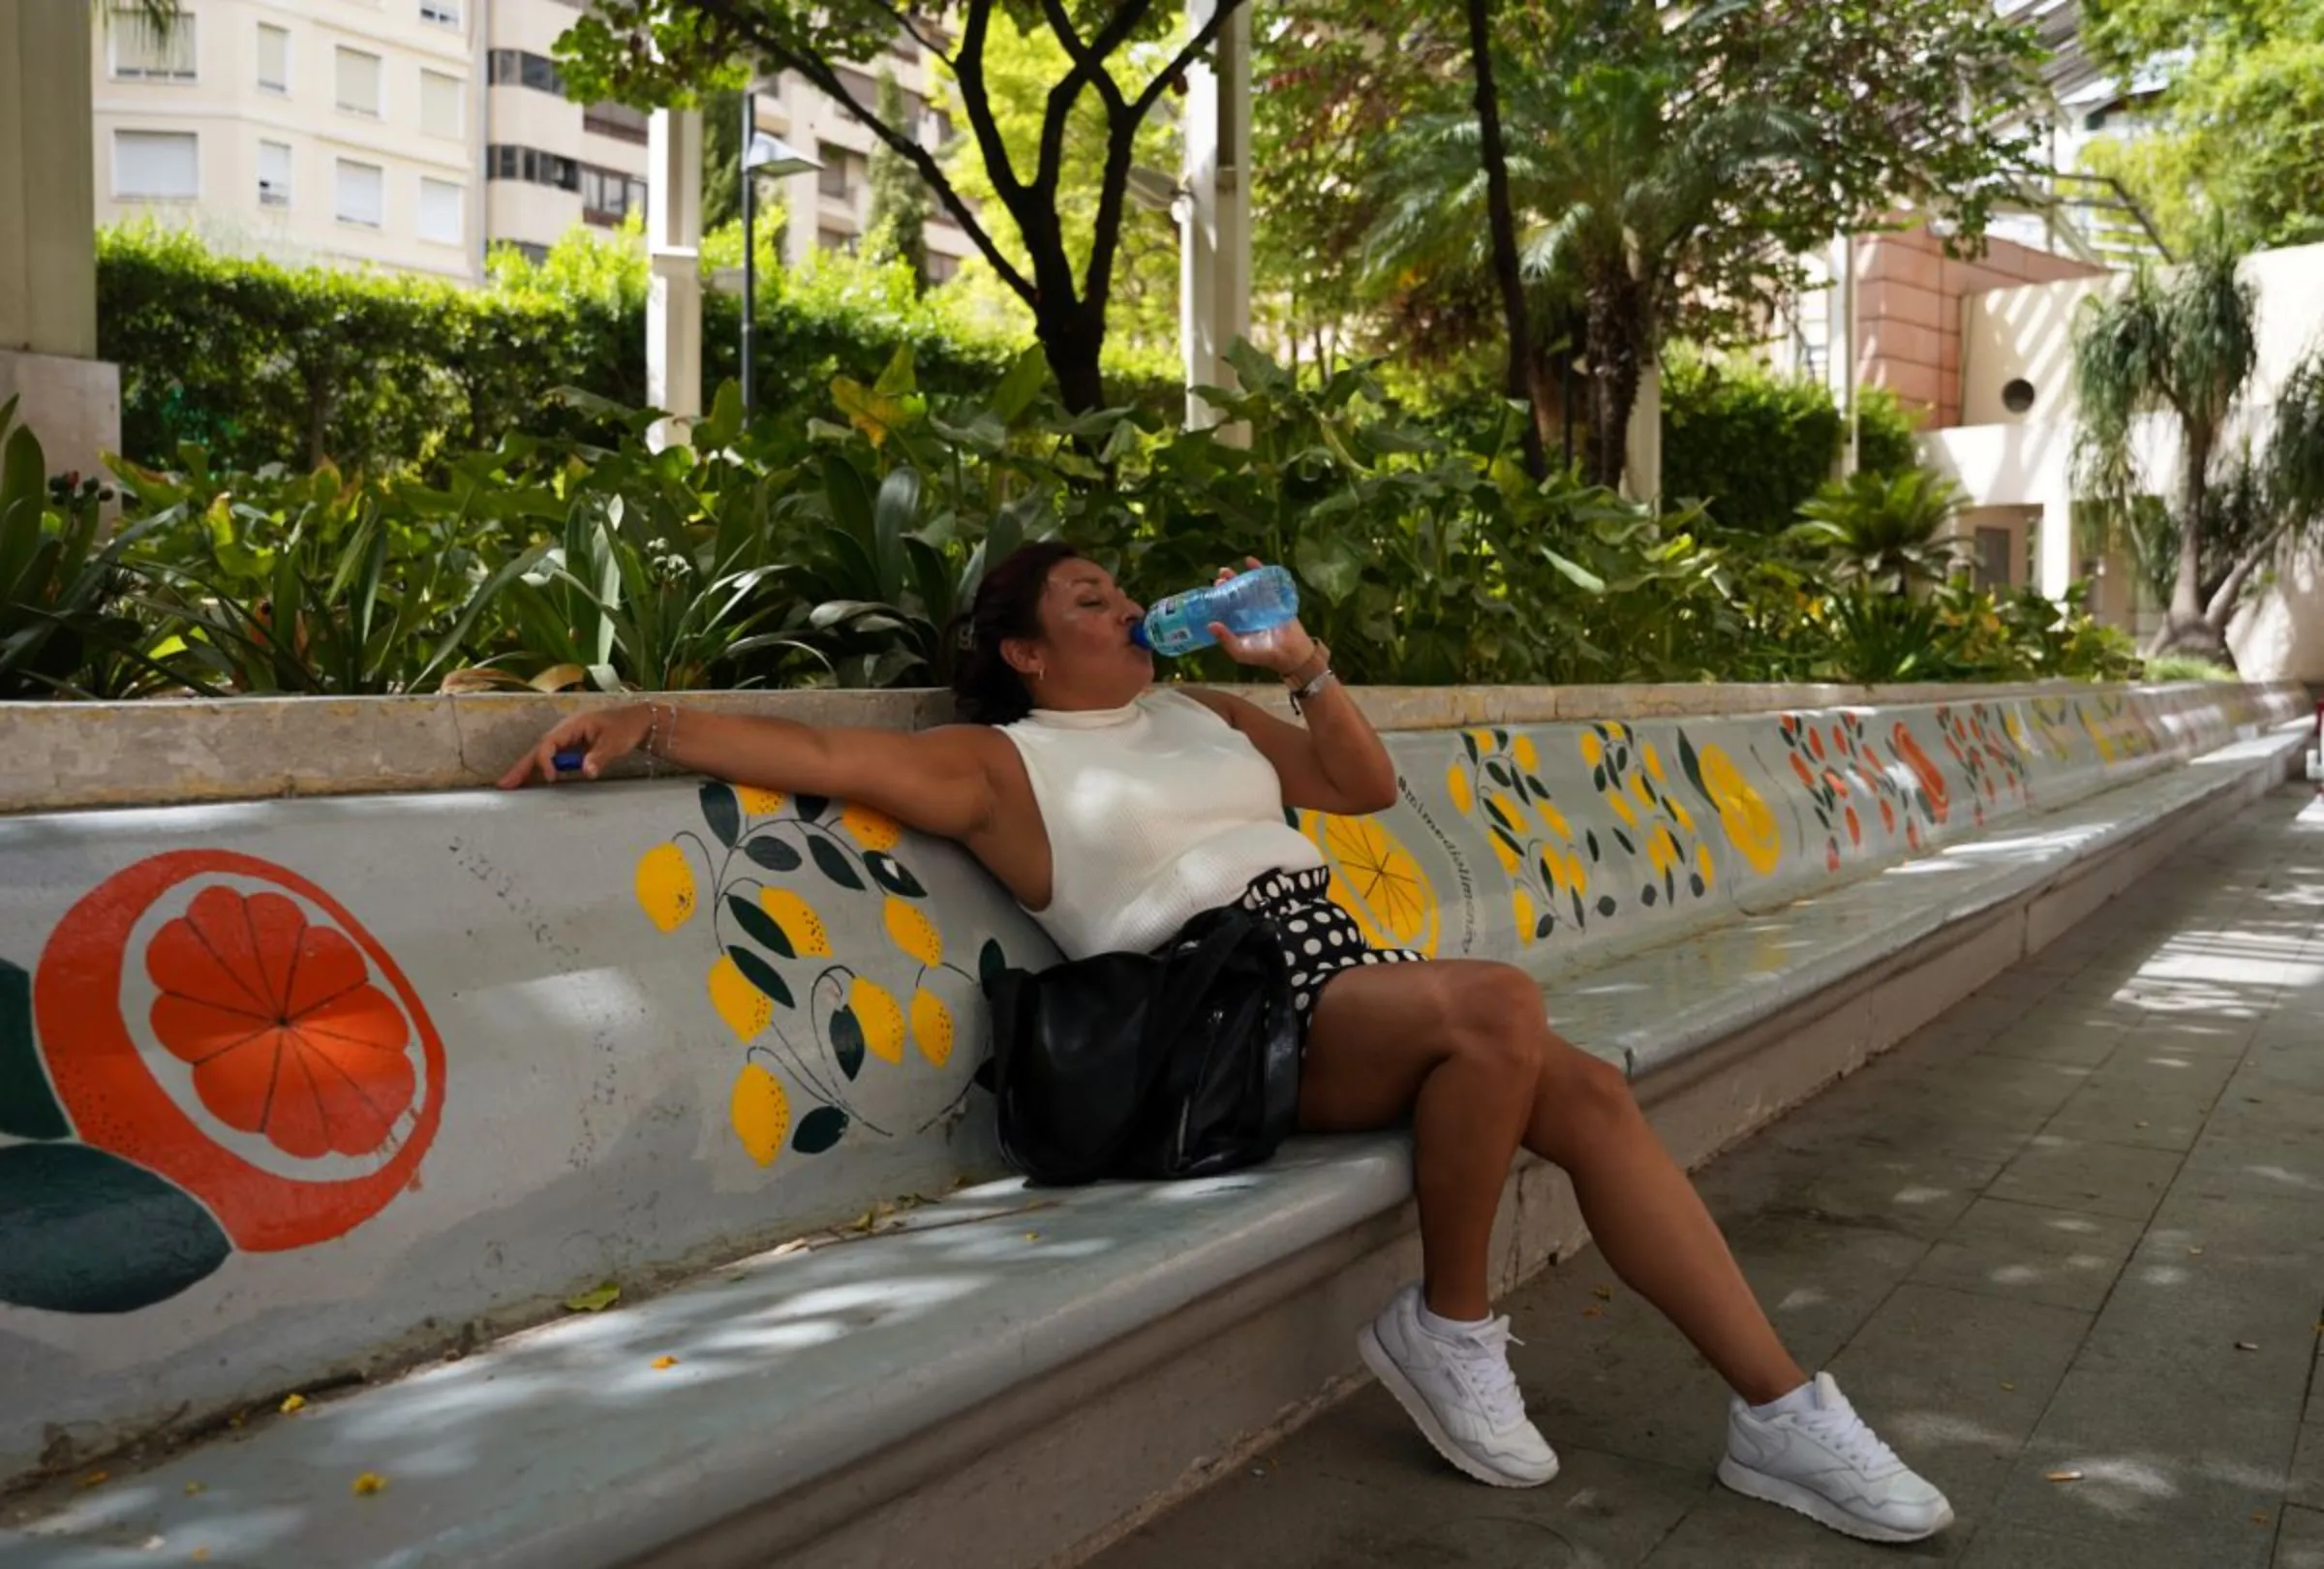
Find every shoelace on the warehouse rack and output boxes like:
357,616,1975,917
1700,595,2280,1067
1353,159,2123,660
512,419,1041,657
1793,1400,1903,1476
1444,1316,1529,1429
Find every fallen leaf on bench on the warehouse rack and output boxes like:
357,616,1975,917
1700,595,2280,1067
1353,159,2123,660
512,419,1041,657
2236,1340,2258,1351
2001,1382,2016,1392
2189,1247,2204,1256
279,1394,306,1414
76,1471,107,1489
1581,1306,1605,1319
652,1356,679,1370
1592,1285,1612,1301
564,1282,622,1313
2045,1470,2084,1484
140,1536,164,1552
183,1482,204,1496
1024,1231,1042,1242
352,1472,387,1496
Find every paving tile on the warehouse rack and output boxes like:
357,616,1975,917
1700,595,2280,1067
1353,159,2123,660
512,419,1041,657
1957,1523,2150,1567
1097,1423,1712,1569
2281,1505,2324,1569
1821,1282,2087,1530
2291,1425,2324,1513
1984,1135,2184,1221
1641,1484,1961,1567
1908,1197,2140,1312
1986,1360,2296,1569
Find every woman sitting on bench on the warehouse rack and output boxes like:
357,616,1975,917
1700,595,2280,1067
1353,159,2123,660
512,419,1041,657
503,543,1951,1546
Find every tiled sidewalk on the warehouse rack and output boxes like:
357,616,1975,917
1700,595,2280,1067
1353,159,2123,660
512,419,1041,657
1089,787,2324,1569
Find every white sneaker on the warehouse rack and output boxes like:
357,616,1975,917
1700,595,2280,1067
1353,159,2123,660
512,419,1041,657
1719,1373,1955,1543
1357,1283,1559,1489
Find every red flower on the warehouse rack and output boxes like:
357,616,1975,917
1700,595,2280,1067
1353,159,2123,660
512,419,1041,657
147,887,414,1160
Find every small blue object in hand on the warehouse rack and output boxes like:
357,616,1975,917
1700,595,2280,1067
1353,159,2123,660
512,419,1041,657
552,749,587,775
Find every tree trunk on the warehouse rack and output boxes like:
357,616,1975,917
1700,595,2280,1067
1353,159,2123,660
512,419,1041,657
1582,266,1644,492
2154,428,2222,655
1461,0,1547,482
1040,310,1109,416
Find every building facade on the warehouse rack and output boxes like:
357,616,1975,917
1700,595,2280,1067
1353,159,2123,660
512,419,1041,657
89,2,969,285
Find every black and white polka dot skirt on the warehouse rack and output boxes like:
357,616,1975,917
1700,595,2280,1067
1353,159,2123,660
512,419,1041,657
1238,866,1426,1024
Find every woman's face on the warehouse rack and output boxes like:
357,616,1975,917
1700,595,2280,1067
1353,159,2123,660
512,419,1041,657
1015,558,1151,703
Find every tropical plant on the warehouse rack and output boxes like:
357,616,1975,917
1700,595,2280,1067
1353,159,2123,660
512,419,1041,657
1795,470,1970,597
0,400,180,698
2072,234,2324,655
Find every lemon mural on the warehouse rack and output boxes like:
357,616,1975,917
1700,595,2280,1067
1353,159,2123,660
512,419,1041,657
1297,811,1441,957
1445,727,1589,944
1582,723,1719,914
633,783,1002,1167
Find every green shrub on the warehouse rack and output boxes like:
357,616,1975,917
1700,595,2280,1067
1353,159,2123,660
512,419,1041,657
1660,352,1922,535
95,223,1176,478
2144,654,2237,683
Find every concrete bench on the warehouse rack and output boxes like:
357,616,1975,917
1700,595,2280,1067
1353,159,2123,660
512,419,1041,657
0,680,2309,1568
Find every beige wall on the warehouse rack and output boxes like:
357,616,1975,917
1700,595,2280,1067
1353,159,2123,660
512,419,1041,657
1925,241,2324,681
91,0,479,281
1962,242,2324,431
1853,229,2105,429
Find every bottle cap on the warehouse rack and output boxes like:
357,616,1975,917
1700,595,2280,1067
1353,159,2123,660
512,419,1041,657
1128,620,1151,651
552,749,587,774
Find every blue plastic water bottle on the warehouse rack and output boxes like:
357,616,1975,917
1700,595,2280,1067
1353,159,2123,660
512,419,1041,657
1131,565,1301,657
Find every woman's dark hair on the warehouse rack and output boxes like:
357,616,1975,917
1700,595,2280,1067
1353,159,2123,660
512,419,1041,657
949,540,1083,724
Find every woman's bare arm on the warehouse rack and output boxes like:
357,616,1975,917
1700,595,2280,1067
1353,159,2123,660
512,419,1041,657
498,703,1009,843
1183,682,1400,816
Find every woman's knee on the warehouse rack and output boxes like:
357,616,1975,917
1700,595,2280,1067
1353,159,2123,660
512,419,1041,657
1444,965,1549,1089
1535,1038,1641,1144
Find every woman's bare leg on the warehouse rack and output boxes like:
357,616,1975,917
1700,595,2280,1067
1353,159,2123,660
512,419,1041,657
1300,961,1540,1321
1524,1031,1805,1404
1301,959,1803,1401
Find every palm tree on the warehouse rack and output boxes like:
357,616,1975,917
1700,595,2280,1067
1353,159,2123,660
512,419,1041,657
2074,235,2324,656
2071,235,2257,656
1366,36,1804,489
1794,470,1970,597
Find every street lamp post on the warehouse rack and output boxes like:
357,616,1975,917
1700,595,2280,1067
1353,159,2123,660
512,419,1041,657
739,92,819,419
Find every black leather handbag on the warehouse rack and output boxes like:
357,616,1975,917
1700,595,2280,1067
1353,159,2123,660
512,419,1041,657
981,904,1302,1185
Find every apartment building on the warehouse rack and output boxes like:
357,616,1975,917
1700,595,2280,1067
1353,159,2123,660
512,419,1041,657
91,1,972,285
747,46,977,283
88,0,650,281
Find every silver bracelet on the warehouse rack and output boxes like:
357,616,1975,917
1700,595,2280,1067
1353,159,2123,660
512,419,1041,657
1288,666,1338,718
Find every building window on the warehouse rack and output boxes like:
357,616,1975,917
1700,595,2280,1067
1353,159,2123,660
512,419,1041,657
110,6,196,81
486,48,565,96
335,158,384,227
582,102,649,144
889,33,917,60
336,47,382,117
419,177,463,245
833,67,878,108
497,239,551,265
816,142,863,200
817,227,855,253
579,164,648,226
419,0,461,25
259,139,291,207
1972,527,2014,592
256,23,289,93
486,144,580,193
420,69,464,138
113,130,199,199
925,250,959,285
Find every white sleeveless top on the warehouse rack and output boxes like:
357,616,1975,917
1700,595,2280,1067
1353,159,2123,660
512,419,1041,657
1000,687,1326,959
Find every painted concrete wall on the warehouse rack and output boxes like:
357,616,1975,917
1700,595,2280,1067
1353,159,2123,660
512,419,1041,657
0,681,2303,1483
